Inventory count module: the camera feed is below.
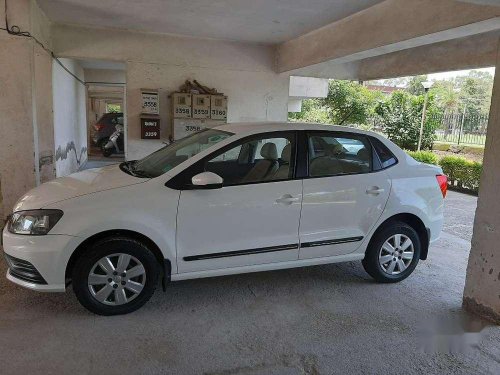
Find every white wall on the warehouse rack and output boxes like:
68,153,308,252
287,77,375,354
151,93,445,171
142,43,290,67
289,76,329,98
51,24,290,160
52,58,87,176
127,62,289,159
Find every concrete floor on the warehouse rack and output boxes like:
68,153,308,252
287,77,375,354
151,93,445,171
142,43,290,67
0,191,499,374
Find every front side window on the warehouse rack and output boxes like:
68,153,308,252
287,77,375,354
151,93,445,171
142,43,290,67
131,129,233,178
204,133,295,185
308,133,372,177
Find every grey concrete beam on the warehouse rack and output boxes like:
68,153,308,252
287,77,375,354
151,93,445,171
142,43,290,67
357,31,500,80
277,0,500,73
458,0,500,6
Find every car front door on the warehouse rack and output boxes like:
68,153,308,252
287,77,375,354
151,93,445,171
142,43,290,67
174,132,303,273
298,131,391,259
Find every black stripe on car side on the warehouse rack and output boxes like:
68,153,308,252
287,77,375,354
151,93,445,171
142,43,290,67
183,244,299,261
300,236,363,248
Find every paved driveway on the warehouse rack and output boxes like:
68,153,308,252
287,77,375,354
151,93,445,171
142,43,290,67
442,191,478,242
0,191,499,375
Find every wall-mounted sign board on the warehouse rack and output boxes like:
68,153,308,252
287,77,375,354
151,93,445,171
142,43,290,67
210,95,228,120
141,89,159,115
172,92,192,118
192,94,211,119
141,117,160,139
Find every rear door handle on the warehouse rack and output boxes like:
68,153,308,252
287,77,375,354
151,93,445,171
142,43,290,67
276,194,300,205
366,187,384,195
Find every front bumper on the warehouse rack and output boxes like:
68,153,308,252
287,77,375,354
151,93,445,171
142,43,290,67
2,226,79,292
4,253,48,284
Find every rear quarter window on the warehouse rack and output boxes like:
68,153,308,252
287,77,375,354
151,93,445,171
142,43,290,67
371,137,398,169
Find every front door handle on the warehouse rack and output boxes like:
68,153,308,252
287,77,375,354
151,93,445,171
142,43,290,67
366,187,385,195
276,194,300,205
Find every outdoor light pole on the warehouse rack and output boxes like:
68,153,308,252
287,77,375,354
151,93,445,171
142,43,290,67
417,81,434,151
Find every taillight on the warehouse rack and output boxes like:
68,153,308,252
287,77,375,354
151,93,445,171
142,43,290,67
94,123,105,131
436,174,448,198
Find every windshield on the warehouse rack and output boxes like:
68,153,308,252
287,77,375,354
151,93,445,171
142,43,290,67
124,129,233,178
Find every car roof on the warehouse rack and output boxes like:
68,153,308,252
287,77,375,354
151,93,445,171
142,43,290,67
215,122,374,136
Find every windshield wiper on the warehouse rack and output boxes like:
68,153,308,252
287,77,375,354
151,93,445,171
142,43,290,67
119,161,145,177
125,160,154,178
131,168,153,178
119,161,133,175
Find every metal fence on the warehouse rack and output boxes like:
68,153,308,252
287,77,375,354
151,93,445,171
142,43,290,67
367,112,489,146
431,112,488,146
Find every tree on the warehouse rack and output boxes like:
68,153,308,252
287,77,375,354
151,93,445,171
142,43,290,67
431,81,459,114
321,80,380,125
405,75,429,96
375,91,438,151
456,70,494,116
288,98,330,123
288,80,380,125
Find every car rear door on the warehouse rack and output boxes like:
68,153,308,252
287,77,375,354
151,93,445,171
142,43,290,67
298,131,391,259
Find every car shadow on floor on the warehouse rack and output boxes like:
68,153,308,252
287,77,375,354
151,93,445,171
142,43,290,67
0,259,373,316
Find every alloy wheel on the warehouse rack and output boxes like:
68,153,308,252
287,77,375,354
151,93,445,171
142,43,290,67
378,234,414,275
87,253,146,305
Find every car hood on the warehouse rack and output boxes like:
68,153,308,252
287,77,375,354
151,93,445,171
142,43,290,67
13,164,146,211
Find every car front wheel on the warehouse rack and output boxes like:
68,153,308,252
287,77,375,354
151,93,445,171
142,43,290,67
72,237,159,315
362,222,421,283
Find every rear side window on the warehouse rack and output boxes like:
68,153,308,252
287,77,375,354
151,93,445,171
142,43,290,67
371,137,397,169
307,133,372,177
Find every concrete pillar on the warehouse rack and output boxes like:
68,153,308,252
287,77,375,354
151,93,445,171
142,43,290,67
463,38,500,323
0,0,55,220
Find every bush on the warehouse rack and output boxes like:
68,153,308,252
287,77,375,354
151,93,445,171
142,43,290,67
405,151,482,193
439,156,482,193
407,150,439,165
375,91,439,151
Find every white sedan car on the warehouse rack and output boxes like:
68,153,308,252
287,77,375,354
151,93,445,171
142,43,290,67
2,123,447,315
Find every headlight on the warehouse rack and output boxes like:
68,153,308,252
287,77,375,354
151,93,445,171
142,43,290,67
8,210,63,235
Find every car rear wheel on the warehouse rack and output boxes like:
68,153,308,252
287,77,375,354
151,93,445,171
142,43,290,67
72,237,159,315
362,222,421,283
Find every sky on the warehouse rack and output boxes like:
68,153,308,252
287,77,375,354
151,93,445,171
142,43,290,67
427,67,495,81
371,67,496,87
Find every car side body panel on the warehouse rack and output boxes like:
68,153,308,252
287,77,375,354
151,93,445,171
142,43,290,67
43,179,180,273
2,122,445,292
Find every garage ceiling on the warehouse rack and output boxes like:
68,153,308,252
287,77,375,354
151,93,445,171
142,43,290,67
36,0,384,44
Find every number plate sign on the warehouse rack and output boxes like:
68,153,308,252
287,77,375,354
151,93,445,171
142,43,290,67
192,94,211,119
172,93,192,118
141,118,160,139
210,95,227,121
141,90,159,115
173,119,224,140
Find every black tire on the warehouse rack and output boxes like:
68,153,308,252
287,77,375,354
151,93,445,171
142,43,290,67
72,237,159,315
362,221,421,283
100,140,113,157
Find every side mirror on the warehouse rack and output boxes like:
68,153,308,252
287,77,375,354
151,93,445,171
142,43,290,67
191,172,223,189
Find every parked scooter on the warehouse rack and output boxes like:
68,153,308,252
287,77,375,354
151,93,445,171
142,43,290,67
101,124,124,157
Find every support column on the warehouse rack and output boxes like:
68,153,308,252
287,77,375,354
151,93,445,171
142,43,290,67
0,0,55,220
463,37,500,323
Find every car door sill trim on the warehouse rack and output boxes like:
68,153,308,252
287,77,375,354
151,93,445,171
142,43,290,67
183,244,299,261
300,236,363,248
